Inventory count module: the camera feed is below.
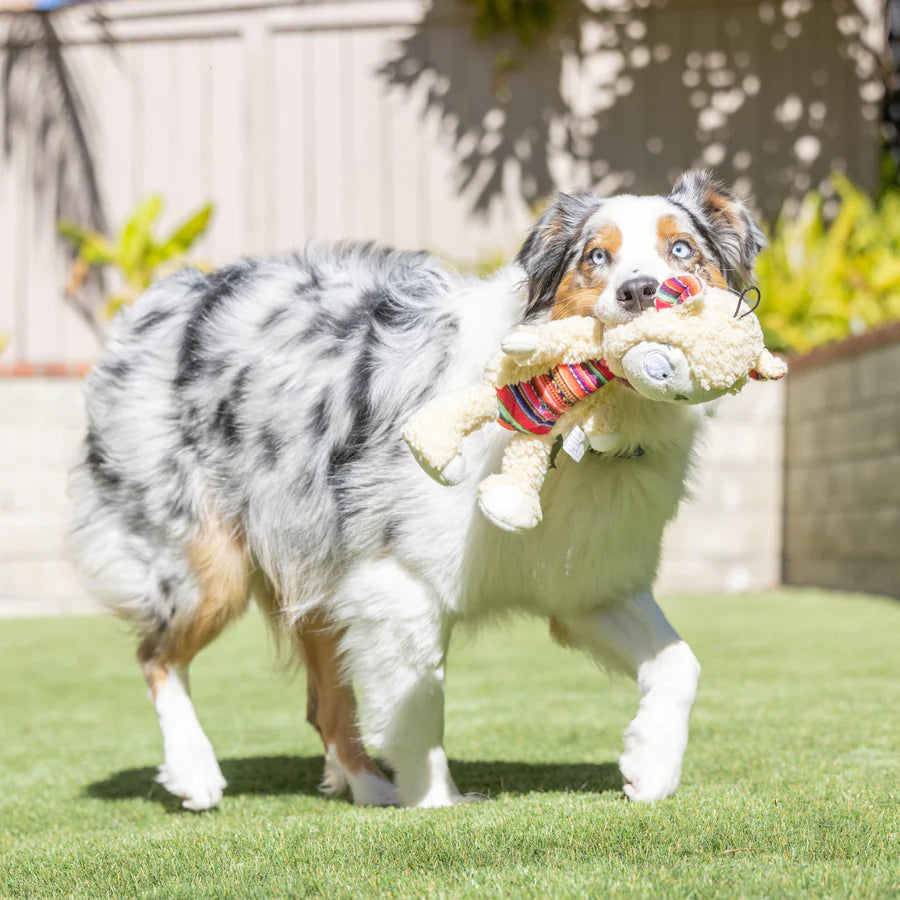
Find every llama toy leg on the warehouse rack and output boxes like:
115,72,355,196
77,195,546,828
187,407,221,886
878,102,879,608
477,433,555,532
403,384,498,485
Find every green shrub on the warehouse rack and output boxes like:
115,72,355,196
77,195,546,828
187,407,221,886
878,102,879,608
461,0,570,46
755,175,900,353
59,195,213,319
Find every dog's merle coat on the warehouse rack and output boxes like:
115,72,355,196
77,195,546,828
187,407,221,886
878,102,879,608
71,172,766,810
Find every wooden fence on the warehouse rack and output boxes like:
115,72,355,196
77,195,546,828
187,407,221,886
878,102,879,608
0,0,887,364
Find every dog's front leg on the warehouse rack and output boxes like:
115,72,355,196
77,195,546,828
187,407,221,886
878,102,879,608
336,559,462,808
557,591,700,801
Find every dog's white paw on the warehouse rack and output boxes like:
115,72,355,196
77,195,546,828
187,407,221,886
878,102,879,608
320,745,400,806
157,738,227,811
349,770,401,807
619,722,686,803
478,478,541,532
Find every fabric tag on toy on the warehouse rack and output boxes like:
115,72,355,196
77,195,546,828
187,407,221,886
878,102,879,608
562,424,587,462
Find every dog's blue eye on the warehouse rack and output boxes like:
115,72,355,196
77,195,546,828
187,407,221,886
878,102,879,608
590,248,609,266
671,240,694,259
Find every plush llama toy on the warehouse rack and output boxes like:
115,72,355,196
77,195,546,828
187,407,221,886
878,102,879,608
403,275,787,532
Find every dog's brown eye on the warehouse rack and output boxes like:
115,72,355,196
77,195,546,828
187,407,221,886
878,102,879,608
590,248,609,266
671,240,694,260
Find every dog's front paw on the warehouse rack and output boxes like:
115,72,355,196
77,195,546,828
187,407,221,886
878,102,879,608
619,721,686,803
478,476,542,532
157,738,227,811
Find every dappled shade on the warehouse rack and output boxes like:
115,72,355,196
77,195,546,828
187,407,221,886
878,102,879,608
382,0,882,218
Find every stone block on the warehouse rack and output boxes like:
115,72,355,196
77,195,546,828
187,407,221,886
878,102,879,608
0,424,85,469
0,513,70,559
662,511,781,564
0,557,89,603
0,468,72,514
857,343,900,403
699,420,785,466
0,378,87,429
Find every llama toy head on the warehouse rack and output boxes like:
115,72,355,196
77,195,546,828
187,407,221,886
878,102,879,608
601,275,787,405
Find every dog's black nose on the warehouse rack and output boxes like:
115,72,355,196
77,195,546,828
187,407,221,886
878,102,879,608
616,277,659,313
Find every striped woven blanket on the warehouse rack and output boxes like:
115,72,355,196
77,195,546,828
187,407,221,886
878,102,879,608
496,359,616,436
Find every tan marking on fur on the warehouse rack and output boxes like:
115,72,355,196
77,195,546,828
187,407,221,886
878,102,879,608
135,514,252,691
698,264,728,288
551,285,607,319
298,613,384,779
702,185,738,227
169,516,251,663
549,617,575,648
586,224,622,258
138,639,170,700
658,215,729,288
550,224,619,320
656,214,682,246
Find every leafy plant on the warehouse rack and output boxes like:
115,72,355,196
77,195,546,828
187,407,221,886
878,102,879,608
59,195,213,318
755,174,900,353
461,0,571,47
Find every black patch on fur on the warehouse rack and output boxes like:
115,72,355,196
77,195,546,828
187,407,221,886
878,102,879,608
259,426,281,467
382,519,400,545
307,308,364,343
85,429,122,490
212,397,240,446
327,326,381,528
179,402,203,450
175,261,258,387
232,365,251,401
311,398,329,435
133,308,173,334
304,265,322,292
102,358,132,380
260,306,290,331
516,192,601,319
366,287,424,330
346,332,377,448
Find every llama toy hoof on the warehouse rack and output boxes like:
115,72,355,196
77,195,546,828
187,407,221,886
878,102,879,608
478,477,542,532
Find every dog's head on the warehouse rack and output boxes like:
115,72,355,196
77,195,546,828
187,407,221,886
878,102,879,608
516,170,766,326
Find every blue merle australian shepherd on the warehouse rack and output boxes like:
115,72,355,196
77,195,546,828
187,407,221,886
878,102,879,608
70,171,766,810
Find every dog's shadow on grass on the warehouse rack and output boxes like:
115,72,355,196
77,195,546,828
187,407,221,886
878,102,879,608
86,756,623,811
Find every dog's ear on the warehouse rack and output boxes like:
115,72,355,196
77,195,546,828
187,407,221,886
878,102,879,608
516,191,599,318
669,170,767,289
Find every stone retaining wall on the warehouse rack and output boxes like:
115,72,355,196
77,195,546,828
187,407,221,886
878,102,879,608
783,324,900,598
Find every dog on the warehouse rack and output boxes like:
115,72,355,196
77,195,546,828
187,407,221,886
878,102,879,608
69,170,765,811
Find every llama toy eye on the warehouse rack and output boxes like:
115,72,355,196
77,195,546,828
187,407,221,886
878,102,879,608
590,248,609,266
671,240,694,260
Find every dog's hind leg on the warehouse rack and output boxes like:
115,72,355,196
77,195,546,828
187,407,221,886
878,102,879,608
334,559,461,808
138,517,251,811
298,616,398,806
553,590,701,802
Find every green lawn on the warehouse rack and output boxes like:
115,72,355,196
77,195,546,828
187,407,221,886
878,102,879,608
1,590,898,898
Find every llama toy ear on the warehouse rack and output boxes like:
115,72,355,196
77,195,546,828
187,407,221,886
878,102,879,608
749,348,788,381
654,274,705,310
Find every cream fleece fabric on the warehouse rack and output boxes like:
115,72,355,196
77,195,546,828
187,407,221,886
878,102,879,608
403,284,786,531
